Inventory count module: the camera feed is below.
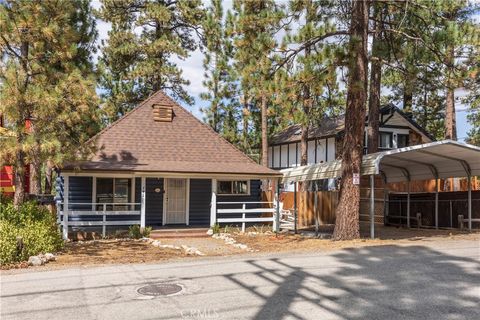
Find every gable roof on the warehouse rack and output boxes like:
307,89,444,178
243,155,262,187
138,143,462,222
63,91,278,177
270,104,435,145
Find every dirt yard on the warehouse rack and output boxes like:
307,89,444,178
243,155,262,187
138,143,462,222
2,225,478,272
232,224,480,253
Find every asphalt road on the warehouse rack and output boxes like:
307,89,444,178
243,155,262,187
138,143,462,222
1,239,479,320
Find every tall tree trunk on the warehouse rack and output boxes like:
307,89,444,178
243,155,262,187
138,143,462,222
44,160,53,195
261,93,268,167
30,157,42,195
445,44,457,140
403,73,414,112
13,138,27,207
333,0,369,240
29,122,42,195
300,125,308,166
367,6,382,154
242,94,249,153
13,38,29,207
300,0,313,167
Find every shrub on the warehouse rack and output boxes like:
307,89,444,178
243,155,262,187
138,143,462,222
0,201,63,265
211,223,221,234
128,225,152,239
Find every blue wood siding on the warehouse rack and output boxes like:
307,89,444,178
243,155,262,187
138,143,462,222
135,177,141,210
68,177,92,211
189,179,211,226
146,178,164,226
216,180,263,221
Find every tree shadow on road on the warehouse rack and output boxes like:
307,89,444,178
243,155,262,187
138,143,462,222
226,245,479,320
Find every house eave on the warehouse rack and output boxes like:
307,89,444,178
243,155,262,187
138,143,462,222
60,168,282,179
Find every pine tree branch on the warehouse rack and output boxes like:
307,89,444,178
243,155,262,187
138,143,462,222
273,30,348,75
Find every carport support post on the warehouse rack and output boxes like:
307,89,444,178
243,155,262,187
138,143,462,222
140,177,146,229
370,175,375,239
407,180,411,228
314,181,319,236
294,182,298,234
468,175,472,231
275,179,280,233
435,178,439,229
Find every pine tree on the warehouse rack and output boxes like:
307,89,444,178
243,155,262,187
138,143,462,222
98,0,204,122
200,0,240,145
381,1,478,141
367,2,386,154
232,0,283,165
465,38,480,145
0,0,100,204
332,0,369,240
280,0,344,166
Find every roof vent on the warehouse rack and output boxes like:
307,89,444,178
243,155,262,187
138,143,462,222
152,104,173,122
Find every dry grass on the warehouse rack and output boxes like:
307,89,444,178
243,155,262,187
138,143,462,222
233,225,480,254
54,240,184,267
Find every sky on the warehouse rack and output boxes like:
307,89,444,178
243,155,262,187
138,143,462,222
91,0,475,141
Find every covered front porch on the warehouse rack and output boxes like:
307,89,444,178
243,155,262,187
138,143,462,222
58,172,281,239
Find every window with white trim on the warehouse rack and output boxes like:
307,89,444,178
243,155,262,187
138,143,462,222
96,178,131,210
217,180,250,195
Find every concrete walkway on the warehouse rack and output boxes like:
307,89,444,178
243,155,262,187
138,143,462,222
1,238,479,320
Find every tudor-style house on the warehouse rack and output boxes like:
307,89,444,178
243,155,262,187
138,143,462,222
268,105,434,170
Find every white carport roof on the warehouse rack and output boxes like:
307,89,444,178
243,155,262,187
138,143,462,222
281,140,480,184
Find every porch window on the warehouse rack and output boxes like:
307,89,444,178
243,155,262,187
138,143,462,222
217,180,250,195
96,178,131,210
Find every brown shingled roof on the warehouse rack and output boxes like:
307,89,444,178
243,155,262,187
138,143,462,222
63,91,279,177
270,115,344,145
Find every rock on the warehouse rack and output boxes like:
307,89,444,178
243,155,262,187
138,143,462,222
44,253,56,262
151,240,162,247
28,256,43,266
37,254,48,264
206,229,214,236
195,250,205,256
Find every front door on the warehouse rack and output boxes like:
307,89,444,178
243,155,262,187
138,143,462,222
165,178,187,224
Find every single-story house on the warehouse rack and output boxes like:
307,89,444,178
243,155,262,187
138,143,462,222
58,91,280,238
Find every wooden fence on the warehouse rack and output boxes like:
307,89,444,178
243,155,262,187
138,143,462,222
279,191,339,227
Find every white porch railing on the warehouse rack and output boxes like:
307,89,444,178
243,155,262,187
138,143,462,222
215,201,277,232
58,202,141,238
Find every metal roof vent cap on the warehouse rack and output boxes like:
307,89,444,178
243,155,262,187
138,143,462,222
152,104,173,122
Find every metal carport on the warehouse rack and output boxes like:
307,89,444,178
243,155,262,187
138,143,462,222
280,140,480,238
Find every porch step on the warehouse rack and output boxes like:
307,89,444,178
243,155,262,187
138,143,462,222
149,228,210,239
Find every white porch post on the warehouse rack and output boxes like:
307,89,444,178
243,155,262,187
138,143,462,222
140,177,146,229
407,180,411,228
468,175,472,231
370,175,375,239
62,175,69,240
435,178,439,229
210,179,217,227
